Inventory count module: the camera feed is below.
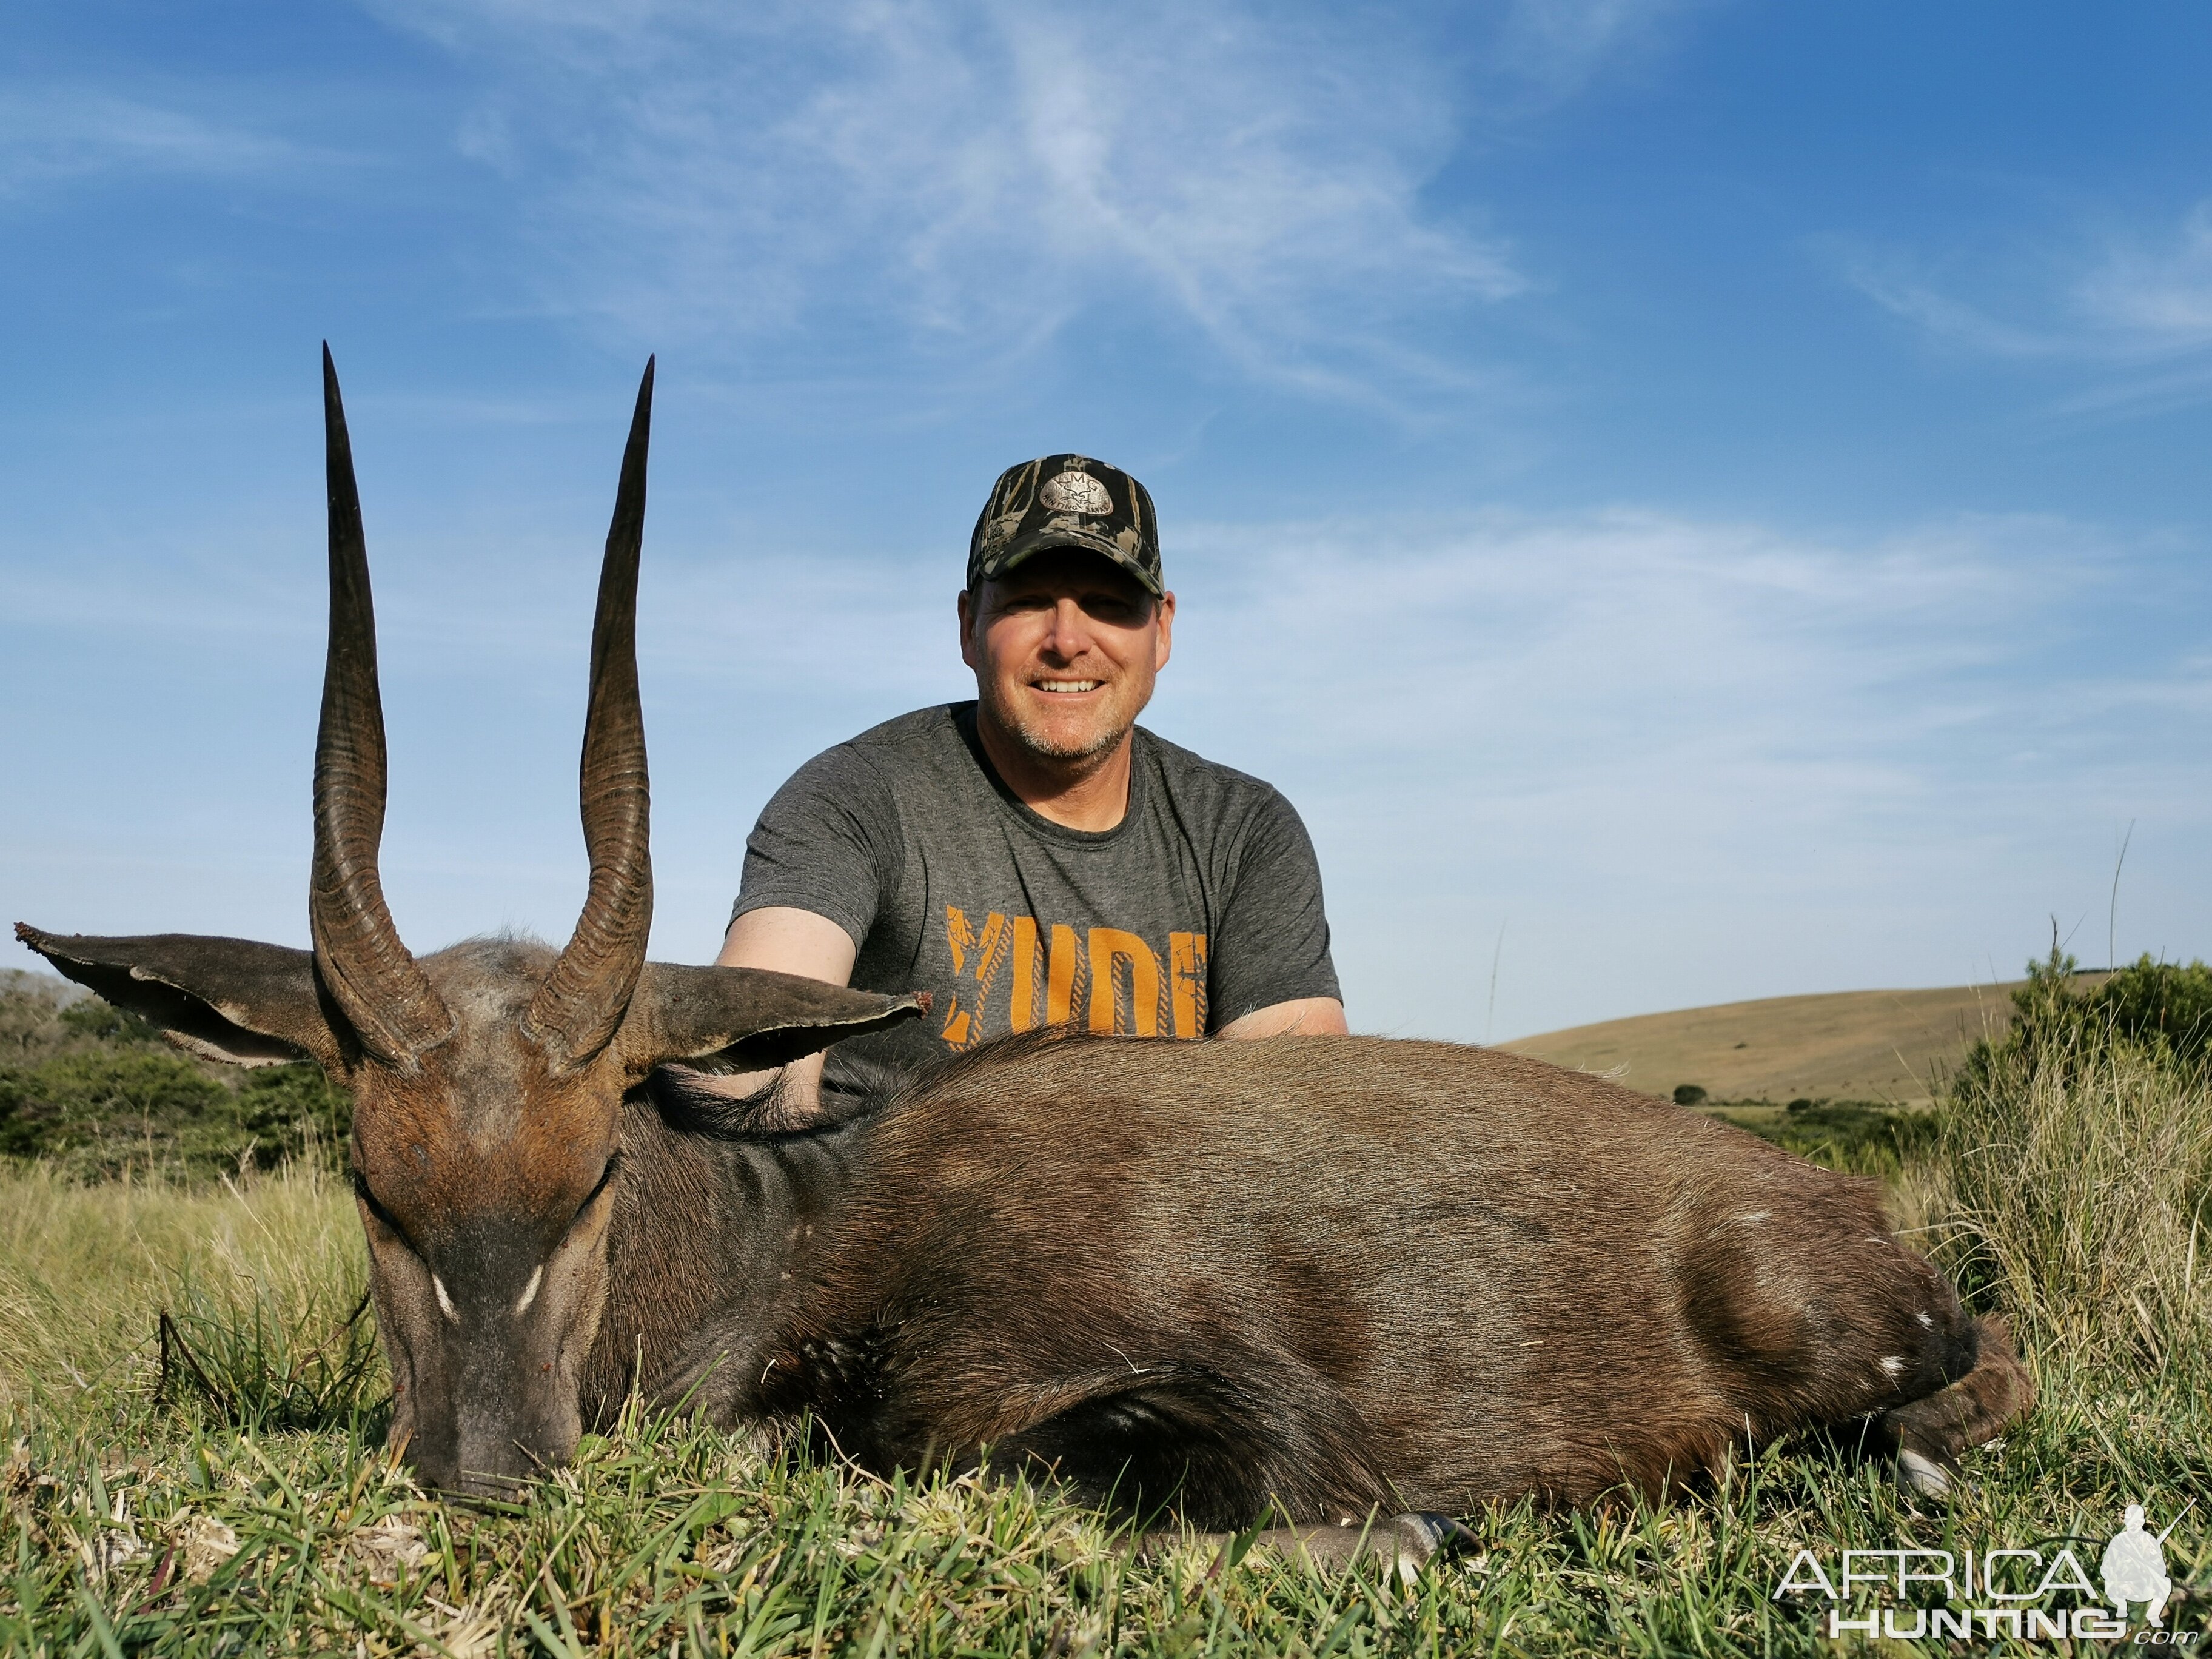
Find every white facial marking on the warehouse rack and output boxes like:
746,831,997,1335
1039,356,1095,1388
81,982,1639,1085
1916,1310,1935,1329
1879,1355,1905,1376
513,1264,545,1317
434,1275,460,1325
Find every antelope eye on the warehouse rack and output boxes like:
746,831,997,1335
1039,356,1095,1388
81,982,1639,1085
350,1169,420,1255
568,1155,620,1232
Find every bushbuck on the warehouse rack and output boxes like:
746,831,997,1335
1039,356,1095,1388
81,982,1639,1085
20,352,2032,1573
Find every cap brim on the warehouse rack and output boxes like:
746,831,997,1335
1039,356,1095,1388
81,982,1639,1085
994,530,1164,596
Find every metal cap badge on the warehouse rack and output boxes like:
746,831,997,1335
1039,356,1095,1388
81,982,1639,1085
966,455,1163,597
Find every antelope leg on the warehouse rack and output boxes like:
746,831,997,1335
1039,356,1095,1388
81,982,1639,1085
1877,1314,2036,1491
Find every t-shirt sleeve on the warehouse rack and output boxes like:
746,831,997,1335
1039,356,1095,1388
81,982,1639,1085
1208,787,1342,1029
731,744,905,951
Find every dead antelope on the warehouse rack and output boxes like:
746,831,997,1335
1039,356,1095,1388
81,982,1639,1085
21,352,2031,1573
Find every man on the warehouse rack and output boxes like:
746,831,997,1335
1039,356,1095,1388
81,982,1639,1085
717,454,1346,1102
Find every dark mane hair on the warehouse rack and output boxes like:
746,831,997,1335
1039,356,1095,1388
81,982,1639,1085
643,1050,913,1141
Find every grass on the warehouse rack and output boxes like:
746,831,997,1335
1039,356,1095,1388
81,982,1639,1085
2,1024,2208,1654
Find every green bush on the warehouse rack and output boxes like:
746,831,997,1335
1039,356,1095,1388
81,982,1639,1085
0,977,350,1179
56,997,161,1046
1959,946,2212,1090
0,1050,226,1159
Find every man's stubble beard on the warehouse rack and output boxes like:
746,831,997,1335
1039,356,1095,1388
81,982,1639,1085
981,680,1140,768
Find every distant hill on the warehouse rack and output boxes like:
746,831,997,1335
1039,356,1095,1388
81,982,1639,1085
1500,983,2045,1105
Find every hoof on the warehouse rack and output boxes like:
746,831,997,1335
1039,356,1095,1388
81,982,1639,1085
1896,1449,1954,1497
1396,1512,1478,1561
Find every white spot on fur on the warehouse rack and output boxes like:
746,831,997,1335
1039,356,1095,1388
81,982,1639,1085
1736,1211,1770,1224
434,1275,460,1324
513,1265,544,1316
1880,1355,1905,1376
1917,1310,1935,1329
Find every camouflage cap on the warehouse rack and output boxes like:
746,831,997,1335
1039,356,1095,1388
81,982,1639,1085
966,455,1162,597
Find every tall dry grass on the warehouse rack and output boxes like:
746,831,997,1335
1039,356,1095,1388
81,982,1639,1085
0,1158,365,1418
1938,1021,2211,1372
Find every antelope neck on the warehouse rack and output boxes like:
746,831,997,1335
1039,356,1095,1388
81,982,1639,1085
583,1102,870,1421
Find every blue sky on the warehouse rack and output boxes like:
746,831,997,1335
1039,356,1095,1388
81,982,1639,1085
4,1,2209,1042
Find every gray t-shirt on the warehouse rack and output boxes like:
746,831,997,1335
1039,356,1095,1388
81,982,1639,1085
733,703,1339,1073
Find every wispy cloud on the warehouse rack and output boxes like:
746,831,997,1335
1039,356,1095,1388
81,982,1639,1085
0,89,308,198
1834,248,2065,360
1835,199,2212,418
2074,201,2212,352
366,0,1529,399
1490,0,1714,104
1134,508,2198,1035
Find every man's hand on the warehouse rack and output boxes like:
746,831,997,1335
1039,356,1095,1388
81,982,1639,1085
1217,997,1349,1038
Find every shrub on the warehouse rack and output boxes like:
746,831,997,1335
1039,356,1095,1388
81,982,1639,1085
1959,946,2212,1090
0,977,351,1179
0,971,72,1061
56,997,161,1046
1671,1083,1707,1106
235,1062,352,1153
0,1050,227,1161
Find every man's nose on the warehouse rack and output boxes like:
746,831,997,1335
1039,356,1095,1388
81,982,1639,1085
1042,597,1090,658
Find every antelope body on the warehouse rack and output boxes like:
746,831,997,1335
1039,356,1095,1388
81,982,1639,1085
21,355,2030,1560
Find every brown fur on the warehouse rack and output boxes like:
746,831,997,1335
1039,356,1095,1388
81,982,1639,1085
599,1030,2031,1527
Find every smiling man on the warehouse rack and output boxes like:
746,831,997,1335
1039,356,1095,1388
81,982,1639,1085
717,455,1346,1100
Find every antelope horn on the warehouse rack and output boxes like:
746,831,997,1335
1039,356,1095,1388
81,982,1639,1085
525,358,655,1071
311,344,454,1066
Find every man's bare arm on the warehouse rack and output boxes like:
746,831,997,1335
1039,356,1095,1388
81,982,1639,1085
679,907,860,1105
689,912,1333,1099
1216,996,1349,1038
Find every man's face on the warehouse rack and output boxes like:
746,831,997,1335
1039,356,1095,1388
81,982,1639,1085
959,549,1175,766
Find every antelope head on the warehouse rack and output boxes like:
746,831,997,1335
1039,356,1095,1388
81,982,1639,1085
18,349,921,1494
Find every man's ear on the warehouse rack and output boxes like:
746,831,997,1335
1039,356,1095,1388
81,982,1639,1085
957,586,980,671
620,961,927,1074
15,924,343,1068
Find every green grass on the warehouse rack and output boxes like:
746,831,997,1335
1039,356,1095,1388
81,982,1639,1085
3,1010,2208,1654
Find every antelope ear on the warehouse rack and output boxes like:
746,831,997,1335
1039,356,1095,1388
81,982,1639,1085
620,962,927,1073
14,925,341,1069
